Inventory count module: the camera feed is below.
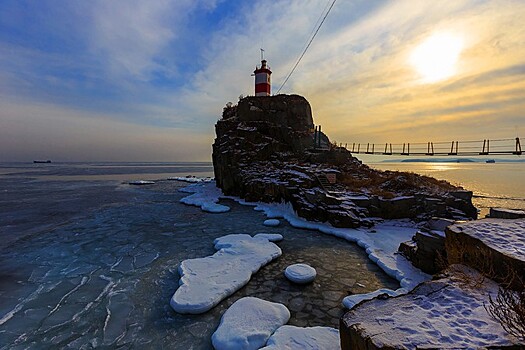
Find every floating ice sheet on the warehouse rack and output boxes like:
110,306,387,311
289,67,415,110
170,234,282,314
179,182,230,213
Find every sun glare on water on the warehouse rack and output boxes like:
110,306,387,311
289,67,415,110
410,32,464,83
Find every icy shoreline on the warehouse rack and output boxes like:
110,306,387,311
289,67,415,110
178,181,430,308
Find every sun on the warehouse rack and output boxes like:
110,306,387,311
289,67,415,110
410,32,464,83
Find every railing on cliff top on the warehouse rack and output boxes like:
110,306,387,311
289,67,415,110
313,128,522,156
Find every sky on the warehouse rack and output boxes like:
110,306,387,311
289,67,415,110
1,0,524,162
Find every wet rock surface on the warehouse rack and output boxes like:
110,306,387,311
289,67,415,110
212,94,477,228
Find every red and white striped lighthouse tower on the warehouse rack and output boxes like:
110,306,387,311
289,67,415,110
253,50,272,96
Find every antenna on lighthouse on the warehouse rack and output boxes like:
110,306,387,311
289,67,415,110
253,50,272,96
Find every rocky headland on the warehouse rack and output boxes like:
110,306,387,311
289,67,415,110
212,94,477,229
211,94,524,348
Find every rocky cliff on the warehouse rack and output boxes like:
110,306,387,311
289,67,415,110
212,94,477,228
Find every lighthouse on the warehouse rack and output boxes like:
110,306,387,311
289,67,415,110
253,55,272,96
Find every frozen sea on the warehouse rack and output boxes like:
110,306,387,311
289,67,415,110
0,162,398,349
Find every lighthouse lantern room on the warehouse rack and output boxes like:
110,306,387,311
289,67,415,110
253,51,272,96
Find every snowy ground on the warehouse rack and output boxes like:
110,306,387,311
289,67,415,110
342,265,519,348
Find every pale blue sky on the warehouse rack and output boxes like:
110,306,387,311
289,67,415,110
1,0,524,161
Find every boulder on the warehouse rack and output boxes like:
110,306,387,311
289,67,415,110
445,219,525,290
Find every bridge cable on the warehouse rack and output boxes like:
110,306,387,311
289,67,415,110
276,0,338,94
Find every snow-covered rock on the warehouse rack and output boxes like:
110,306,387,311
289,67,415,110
342,288,401,309
446,218,525,289
263,219,280,227
211,297,290,350
340,265,519,349
284,264,316,284
260,325,340,350
170,234,282,314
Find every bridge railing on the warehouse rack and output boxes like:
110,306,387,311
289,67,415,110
340,138,522,156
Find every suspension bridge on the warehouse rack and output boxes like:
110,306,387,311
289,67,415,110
313,127,522,156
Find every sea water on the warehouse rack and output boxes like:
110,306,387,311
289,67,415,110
0,162,397,349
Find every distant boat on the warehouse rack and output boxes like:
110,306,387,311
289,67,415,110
33,160,51,164
486,159,496,163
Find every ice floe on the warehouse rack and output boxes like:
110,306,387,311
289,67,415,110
263,219,280,227
284,263,316,284
168,175,213,183
179,182,230,213
128,180,155,185
170,234,282,314
260,325,340,350
254,233,283,242
212,297,290,350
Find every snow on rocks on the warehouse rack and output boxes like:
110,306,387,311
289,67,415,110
128,180,155,185
263,219,280,227
254,233,283,242
170,234,282,314
284,264,316,284
342,288,400,309
448,218,525,261
340,265,520,348
260,325,340,350
211,297,290,350
179,182,230,213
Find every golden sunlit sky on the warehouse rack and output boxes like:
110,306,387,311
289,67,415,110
1,0,524,161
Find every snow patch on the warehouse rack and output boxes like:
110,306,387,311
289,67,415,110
170,234,282,314
260,325,340,350
284,263,317,284
212,297,290,350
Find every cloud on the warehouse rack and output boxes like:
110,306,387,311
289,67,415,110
0,0,524,161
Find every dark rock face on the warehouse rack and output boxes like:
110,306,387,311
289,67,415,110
212,94,477,228
399,218,455,274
